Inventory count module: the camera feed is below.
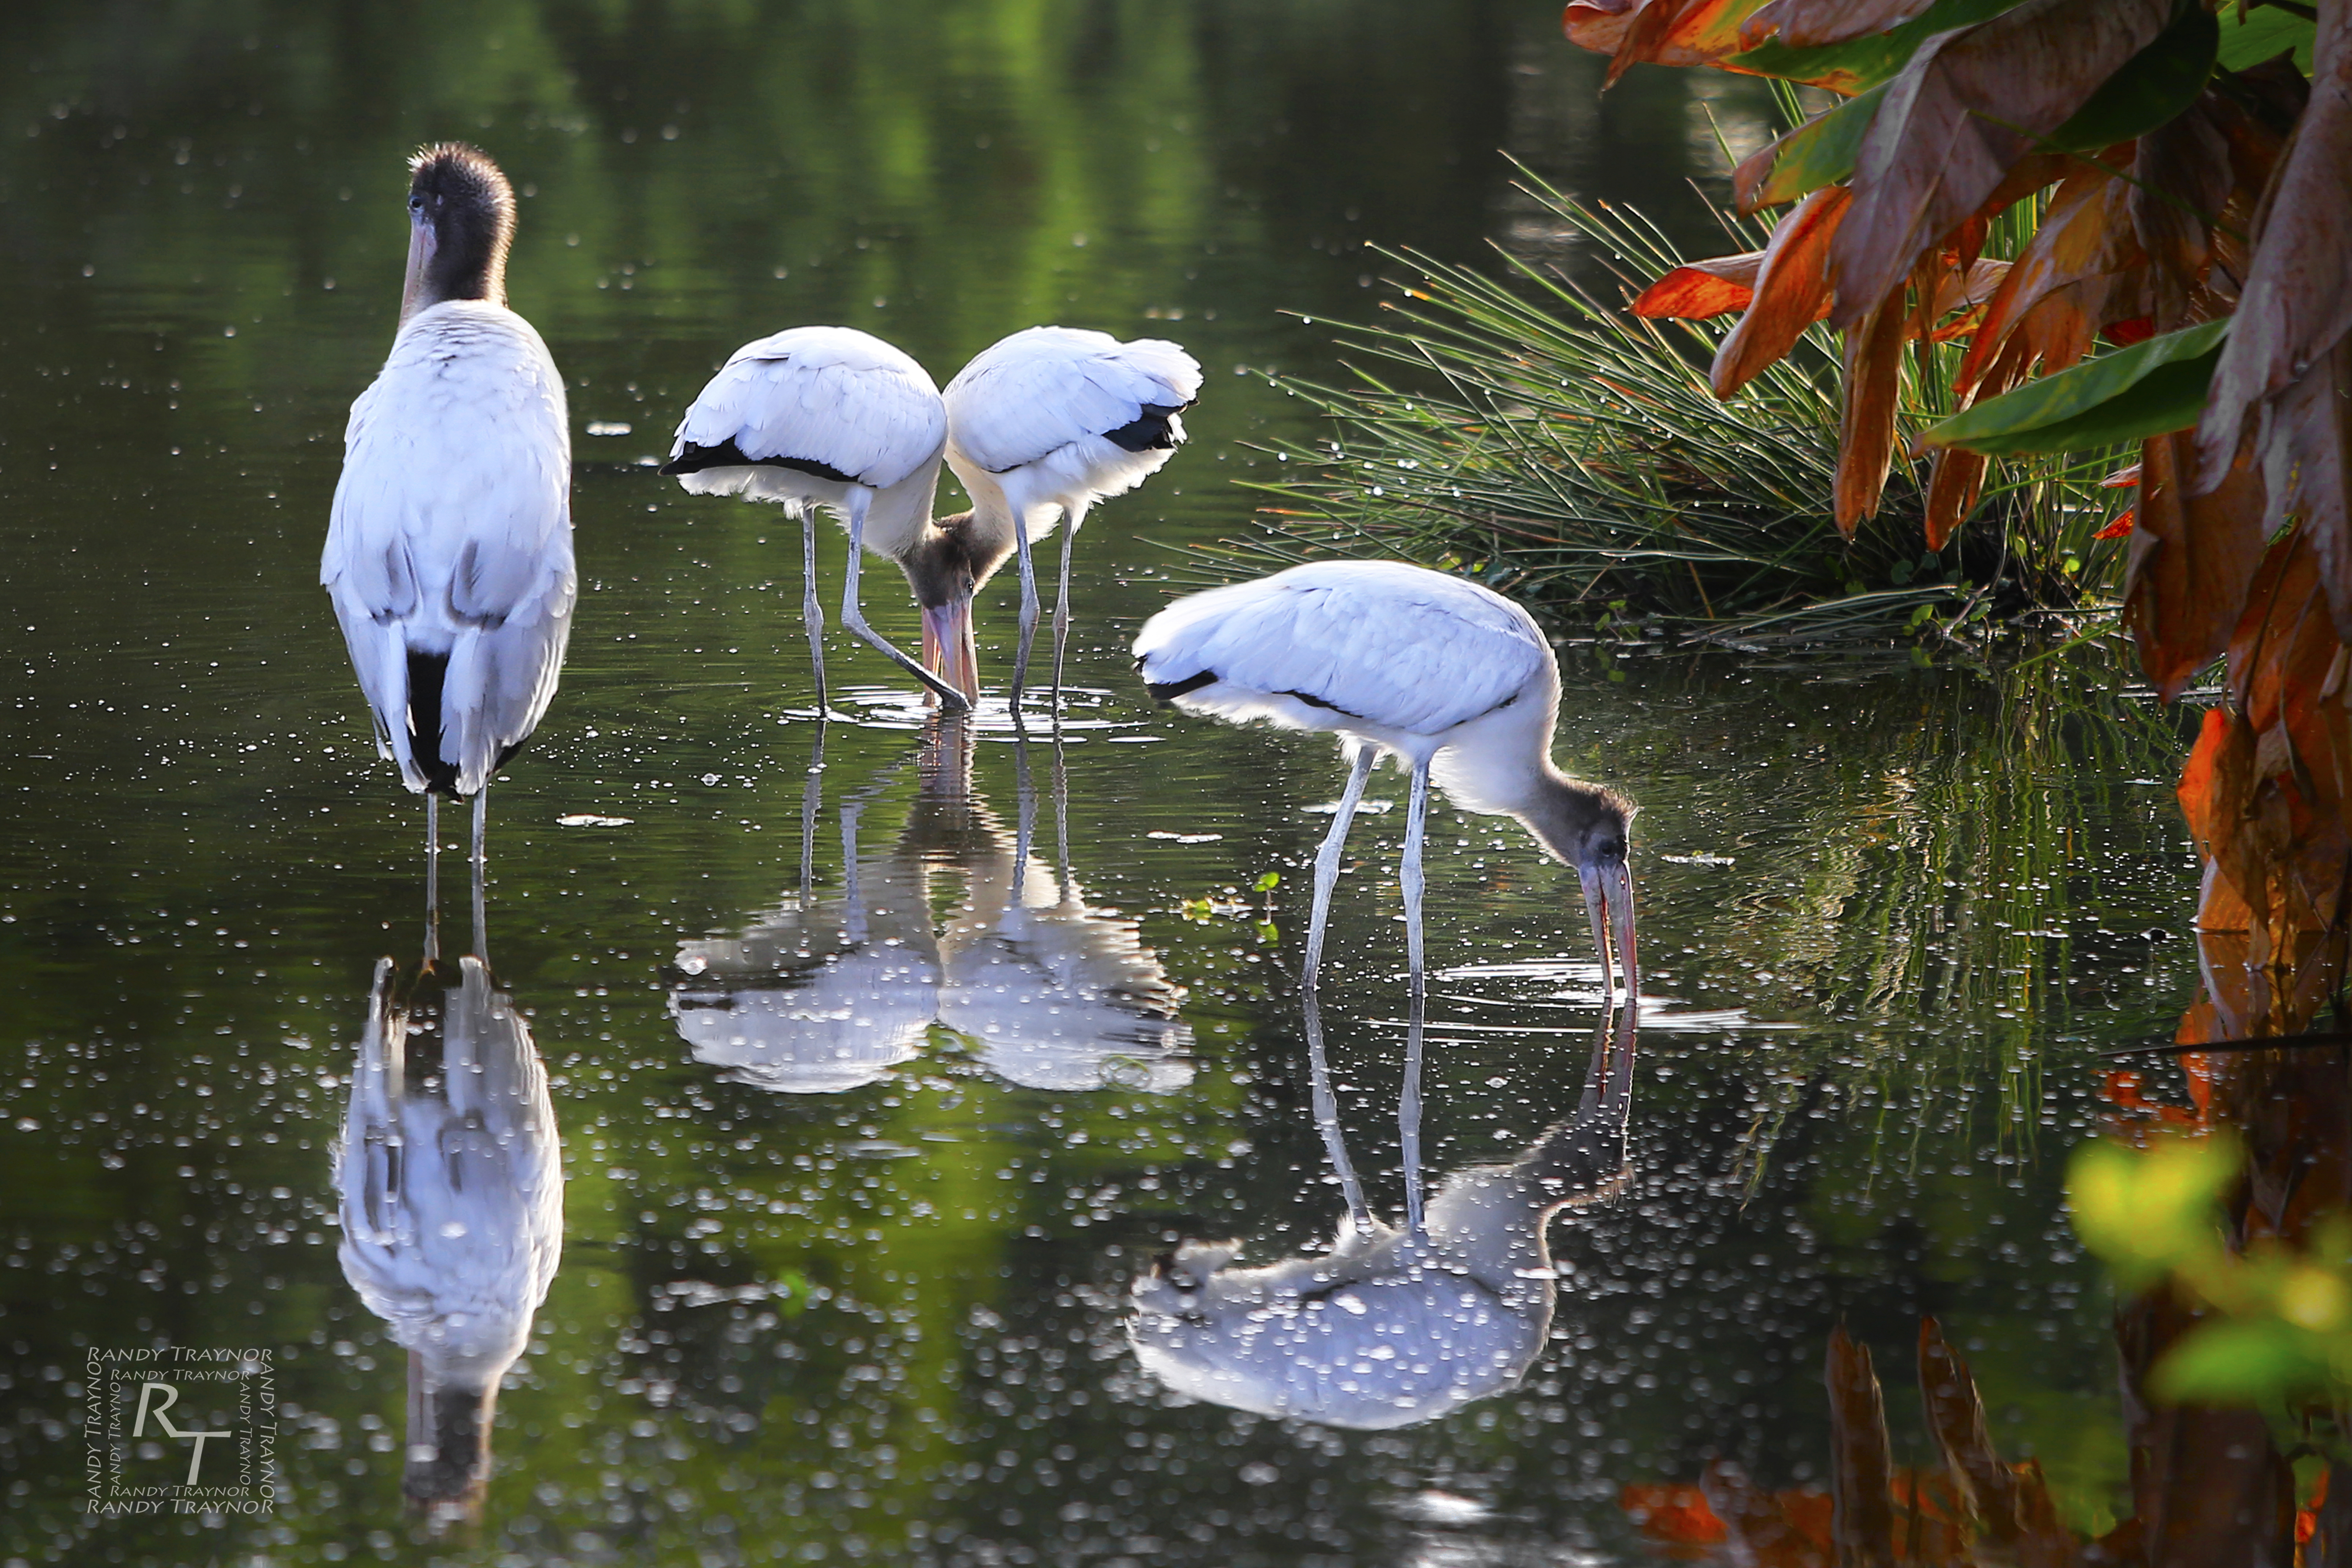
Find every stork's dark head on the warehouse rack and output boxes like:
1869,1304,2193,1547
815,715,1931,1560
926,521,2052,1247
900,510,1017,703
402,143,516,322
1521,780,1638,1003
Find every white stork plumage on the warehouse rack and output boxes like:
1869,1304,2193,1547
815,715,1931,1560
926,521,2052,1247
336,955,563,1521
322,144,576,961
943,326,1202,703
661,326,969,712
1128,993,1636,1430
1132,560,1637,1000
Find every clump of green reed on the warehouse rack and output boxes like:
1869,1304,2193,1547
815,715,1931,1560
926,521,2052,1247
1218,172,2127,646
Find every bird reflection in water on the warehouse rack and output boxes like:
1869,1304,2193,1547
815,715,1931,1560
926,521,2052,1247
1129,990,1636,1429
667,716,1193,1095
332,945,562,1525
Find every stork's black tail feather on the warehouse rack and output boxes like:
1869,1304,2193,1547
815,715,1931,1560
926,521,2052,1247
1143,668,1218,704
405,649,461,797
1102,402,1189,454
661,438,858,484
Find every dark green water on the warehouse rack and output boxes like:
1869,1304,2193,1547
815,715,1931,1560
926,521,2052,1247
0,4,2207,1564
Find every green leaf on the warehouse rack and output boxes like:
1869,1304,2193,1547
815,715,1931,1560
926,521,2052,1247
1729,0,2025,93
2217,2,2317,72
1925,319,2230,455
2046,4,2219,151
1749,83,1889,208
1253,871,1280,892
2067,1129,2240,1287
2153,1319,2331,1404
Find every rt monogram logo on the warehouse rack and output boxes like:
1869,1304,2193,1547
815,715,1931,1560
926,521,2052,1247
131,1382,233,1486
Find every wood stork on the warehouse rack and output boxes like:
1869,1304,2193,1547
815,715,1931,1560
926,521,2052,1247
1127,992,1636,1429
943,326,1202,704
661,327,970,712
321,145,576,961
1132,560,1637,1001
336,955,562,1521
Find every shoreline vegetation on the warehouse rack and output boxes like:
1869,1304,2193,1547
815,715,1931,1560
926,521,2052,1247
1210,169,2132,651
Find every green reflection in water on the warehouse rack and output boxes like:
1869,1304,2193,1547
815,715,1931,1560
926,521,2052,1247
0,1,2198,1563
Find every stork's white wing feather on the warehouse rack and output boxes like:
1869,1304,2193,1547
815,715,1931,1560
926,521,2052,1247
672,325,946,488
945,326,1202,474
321,303,576,794
1133,561,1547,737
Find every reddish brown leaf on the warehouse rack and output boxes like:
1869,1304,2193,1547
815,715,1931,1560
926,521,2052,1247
1826,1327,1897,1568
1915,1318,2077,1565
1630,251,1765,319
1713,186,1851,395
2197,0,2352,487
1834,283,1909,534
1738,0,1940,51
1563,0,1777,79
2117,1284,2298,1562
2121,429,2268,700
2178,705,2272,936
1955,166,2141,395
2249,338,2352,644
2130,95,2236,330
1698,1462,1834,1566
1826,0,2175,330
2095,507,2136,539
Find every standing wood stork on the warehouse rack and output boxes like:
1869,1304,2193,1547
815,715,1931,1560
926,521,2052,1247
1132,560,1637,1001
942,326,1202,704
1127,991,1636,1429
322,145,576,961
661,327,970,712
336,955,563,1522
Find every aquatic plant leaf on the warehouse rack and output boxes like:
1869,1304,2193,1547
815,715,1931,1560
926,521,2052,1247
2044,4,2219,152
1733,84,1887,211
1827,0,2176,331
1916,1319,2029,1548
1834,280,1909,531
1730,0,2028,93
2197,0,2352,490
1562,0,1781,81
2068,1134,2239,1291
1629,251,1766,319
1825,1327,1898,1566
2121,429,2267,698
2218,2,2319,71
1714,186,1851,393
1928,319,2229,454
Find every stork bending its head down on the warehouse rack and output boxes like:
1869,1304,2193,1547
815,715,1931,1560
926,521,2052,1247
1132,560,1636,1001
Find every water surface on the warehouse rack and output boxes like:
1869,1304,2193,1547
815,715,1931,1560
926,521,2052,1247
0,5,2204,1563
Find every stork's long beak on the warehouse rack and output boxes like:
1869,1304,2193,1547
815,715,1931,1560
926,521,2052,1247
920,594,980,705
1578,859,1639,1010
399,210,436,324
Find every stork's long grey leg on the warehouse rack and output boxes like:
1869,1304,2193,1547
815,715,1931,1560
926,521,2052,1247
1302,988,1373,1237
1304,745,1378,992
1010,724,1036,909
470,787,489,968
1051,729,1072,905
798,721,827,909
801,506,828,718
1050,502,1088,704
1009,505,1041,707
423,794,441,966
1399,757,1432,1000
1399,966,1429,1242
842,490,970,711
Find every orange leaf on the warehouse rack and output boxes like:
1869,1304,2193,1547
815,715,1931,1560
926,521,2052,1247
1826,0,2174,330
1631,252,1765,319
1713,186,1851,395
1564,0,1778,81
2196,0,2352,488
2095,507,2136,539
1827,1327,1897,1568
1621,1483,1727,1545
1833,283,1907,535
1955,167,2140,396
2121,429,2268,700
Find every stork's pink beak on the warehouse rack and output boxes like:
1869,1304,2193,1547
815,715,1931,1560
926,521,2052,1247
920,595,980,705
1579,858,1638,1010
